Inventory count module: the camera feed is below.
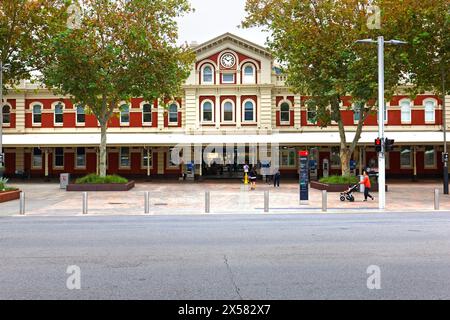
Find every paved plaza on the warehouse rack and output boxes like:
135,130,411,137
1,179,449,216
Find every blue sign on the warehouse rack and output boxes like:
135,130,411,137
309,160,317,170
350,160,356,170
299,151,309,201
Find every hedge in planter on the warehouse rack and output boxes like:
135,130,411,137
66,174,135,191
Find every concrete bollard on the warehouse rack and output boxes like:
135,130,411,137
82,192,88,215
205,191,210,213
264,190,269,213
434,189,440,210
144,191,150,214
322,190,327,212
19,192,25,215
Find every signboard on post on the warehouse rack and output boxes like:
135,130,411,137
298,150,309,202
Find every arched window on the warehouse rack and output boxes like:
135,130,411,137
202,65,213,84
280,102,290,123
243,100,255,122
222,101,234,122
32,103,42,125
202,101,213,122
142,103,152,124
54,102,64,125
400,99,411,123
424,99,436,123
76,105,85,124
2,104,11,125
120,104,130,125
242,64,256,84
168,103,178,124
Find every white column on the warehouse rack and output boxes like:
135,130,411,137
44,149,49,177
236,94,241,128
215,94,220,129
294,94,301,129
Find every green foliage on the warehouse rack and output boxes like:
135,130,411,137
75,174,128,184
319,175,359,185
0,177,9,191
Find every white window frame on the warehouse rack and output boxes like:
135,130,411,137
2,102,12,127
242,63,256,84
222,72,235,84
400,146,413,169
31,102,43,126
201,100,214,124
52,101,64,126
167,102,179,125
242,99,256,123
424,146,436,169
306,106,317,124
76,105,86,126
400,99,412,124
141,101,153,125
280,148,297,168
119,103,130,126
167,147,180,168
53,147,65,169
75,147,86,169
353,103,363,124
221,99,235,123
119,147,131,169
279,101,291,124
201,64,214,85
32,147,43,169
424,98,436,124
141,148,153,169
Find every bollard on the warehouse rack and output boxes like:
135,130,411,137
264,190,269,213
205,191,210,213
434,189,440,210
144,191,150,214
322,190,327,212
19,192,25,215
82,192,88,215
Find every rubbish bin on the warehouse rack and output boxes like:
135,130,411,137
60,173,70,189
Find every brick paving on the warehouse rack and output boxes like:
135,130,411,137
0,179,449,216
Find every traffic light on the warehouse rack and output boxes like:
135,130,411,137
375,138,382,152
384,138,395,152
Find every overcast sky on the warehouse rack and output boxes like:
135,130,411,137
176,0,269,47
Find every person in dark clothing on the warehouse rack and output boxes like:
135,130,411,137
273,170,281,187
249,168,257,190
360,170,374,201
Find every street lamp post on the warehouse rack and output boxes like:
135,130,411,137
0,60,4,178
442,67,449,195
356,37,407,210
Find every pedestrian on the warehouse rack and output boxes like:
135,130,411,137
249,168,257,190
359,170,374,201
273,169,280,187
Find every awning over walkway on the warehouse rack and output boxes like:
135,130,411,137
2,131,445,147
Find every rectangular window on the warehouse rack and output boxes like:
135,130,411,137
168,147,179,167
424,146,435,168
222,73,235,83
400,146,412,168
142,149,152,168
32,148,42,168
307,106,316,124
33,105,42,124
142,104,152,124
280,149,296,167
120,147,130,168
353,103,362,123
76,147,86,168
331,147,340,168
54,147,64,168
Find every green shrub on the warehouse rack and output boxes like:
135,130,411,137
75,174,128,184
319,175,359,185
0,178,18,192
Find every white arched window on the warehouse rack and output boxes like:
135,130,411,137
2,103,11,125
120,104,130,125
202,64,214,84
53,102,64,125
201,100,214,123
32,103,42,125
280,102,290,123
400,99,411,123
242,63,256,84
168,102,179,124
243,100,255,122
424,99,436,123
141,102,152,124
222,100,234,122
76,105,85,124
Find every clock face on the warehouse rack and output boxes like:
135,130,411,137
220,53,236,68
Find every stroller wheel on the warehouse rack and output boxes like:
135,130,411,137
340,195,346,202
349,195,355,202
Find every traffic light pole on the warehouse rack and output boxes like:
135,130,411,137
442,67,448,195
377,36,386,210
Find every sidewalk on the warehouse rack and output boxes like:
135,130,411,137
0,180,449,216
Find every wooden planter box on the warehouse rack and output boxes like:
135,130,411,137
310,181,350,192
66,181,135,192
0,190,21,203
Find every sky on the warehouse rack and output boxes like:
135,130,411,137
176,0,270,47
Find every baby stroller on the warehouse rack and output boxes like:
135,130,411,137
340,184,359,202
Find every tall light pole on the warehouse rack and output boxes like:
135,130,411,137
356,37,407,210
442,66,448,195
0,60,4,178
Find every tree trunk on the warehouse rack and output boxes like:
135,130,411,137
99,121,107,177
340,147,351,176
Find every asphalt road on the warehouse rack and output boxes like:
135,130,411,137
0,212,449,300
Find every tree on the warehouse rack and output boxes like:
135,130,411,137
39,0,195,177
243,0,408,175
